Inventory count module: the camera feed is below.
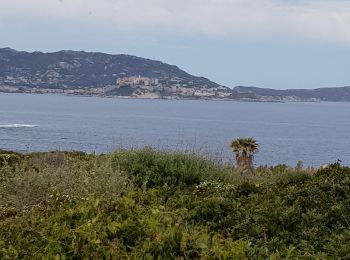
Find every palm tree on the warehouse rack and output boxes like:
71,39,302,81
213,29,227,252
230,138,259,176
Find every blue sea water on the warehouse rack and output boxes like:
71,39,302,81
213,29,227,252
1,93,349,167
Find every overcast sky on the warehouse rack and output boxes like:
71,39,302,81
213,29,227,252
1,0,350,89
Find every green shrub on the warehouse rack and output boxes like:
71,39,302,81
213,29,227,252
192,197,226,223
110,148,230,188
1,148,350,258
277,171,311,187
0,153,131,210
0,153,21,168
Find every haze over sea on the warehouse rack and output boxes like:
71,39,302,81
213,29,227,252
1,93,349,167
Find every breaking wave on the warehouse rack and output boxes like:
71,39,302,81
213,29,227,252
0,124,37,128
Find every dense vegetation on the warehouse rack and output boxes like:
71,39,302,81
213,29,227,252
1,148,350,258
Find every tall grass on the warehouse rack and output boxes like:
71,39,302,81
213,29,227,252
0,151,131,210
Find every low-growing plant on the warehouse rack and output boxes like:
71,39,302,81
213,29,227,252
110,147,231,188
1,148,350,258
0,152,131,210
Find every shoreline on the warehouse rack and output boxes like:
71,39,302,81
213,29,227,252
0,90,328,103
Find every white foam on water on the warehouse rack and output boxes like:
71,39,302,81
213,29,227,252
0,124,37,128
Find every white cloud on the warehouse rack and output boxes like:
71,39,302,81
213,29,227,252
1,0,350,45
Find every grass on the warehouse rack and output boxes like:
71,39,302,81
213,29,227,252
0,147,349,258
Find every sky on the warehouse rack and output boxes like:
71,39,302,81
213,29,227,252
1,0,350,89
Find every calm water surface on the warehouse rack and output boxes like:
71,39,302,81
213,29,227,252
1,93,349,166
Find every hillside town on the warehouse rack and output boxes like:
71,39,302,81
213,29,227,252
110,76,233,99
0,75,234,100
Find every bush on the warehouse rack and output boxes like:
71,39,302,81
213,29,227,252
1,148,350,258
0,153,22,168
0,152,131,210
110,148,230,188
276,171,312,187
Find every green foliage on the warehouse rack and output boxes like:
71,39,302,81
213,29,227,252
0,152,131,210
110,147,230,188
1,148,350,258
230,138,259,175
0,153,22,168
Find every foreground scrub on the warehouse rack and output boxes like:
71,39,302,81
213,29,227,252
1,148,349,258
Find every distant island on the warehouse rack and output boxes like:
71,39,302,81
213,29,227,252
1,47,350,101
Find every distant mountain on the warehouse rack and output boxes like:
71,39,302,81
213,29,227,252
0,47,245,99
234,86,350,102
0,47,218,89
1,47,350,101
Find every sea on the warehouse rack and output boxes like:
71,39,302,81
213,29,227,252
1,93,350,167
